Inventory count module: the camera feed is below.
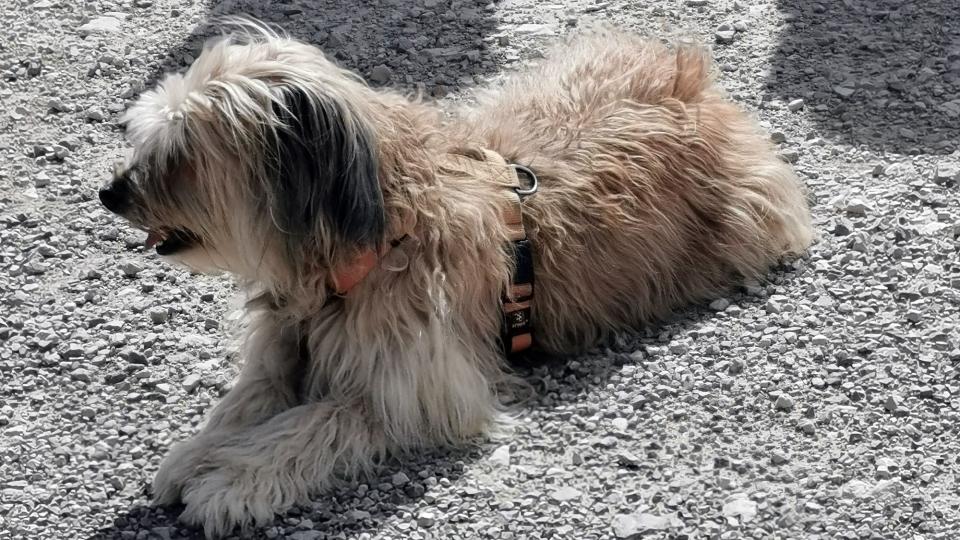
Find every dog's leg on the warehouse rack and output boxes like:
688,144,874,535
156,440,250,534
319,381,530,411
154,313,302,505
173,321,503,538
175,401,377,538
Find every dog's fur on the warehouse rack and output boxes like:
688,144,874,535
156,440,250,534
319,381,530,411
104,22,812,537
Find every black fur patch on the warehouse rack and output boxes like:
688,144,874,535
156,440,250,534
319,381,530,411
269,85,385,246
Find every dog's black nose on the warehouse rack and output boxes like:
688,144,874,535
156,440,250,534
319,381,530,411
99,176,132,214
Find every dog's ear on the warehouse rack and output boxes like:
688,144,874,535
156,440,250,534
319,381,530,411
268,84,385,247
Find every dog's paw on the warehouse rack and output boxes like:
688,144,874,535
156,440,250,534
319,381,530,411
178,464,290,539
152,436,214,505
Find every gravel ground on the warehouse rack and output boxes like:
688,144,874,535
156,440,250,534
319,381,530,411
2,0,960,539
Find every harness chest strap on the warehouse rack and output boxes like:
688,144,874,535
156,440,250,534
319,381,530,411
328,149,536,354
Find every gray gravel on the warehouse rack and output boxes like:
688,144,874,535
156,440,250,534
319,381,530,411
2,0,960,539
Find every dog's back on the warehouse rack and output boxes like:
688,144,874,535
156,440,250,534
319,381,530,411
460,32,813,352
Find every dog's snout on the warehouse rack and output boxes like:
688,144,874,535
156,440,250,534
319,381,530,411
99,176,132,214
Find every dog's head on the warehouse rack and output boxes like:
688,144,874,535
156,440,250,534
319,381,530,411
100,22,385,288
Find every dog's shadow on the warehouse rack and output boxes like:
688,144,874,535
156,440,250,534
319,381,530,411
765,0,960,155
139,0,506,100
85,446,478,539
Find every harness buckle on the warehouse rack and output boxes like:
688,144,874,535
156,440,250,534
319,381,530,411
510,164,539,198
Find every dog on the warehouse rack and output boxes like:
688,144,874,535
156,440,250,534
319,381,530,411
99,21,812,537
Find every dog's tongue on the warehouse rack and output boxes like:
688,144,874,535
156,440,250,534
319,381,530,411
144,231,163,250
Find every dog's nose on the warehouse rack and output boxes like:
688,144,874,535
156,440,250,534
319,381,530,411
99,176,132,214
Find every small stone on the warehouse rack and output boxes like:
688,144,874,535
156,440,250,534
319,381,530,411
78,16,123,37
787,98,804,112
875,457,898,479
841,479,873,499
833,85,856,98
810,334,829,346
182,374,201,392
122,349,148,365
391,471,409,486
416,511,436,528
85,109,106,122
883,395,901,413
200,292,215,302
709,298,730,311
148,308,168,324
549,486,582,502
845,198,871,215
933,162,960,185
722,495,757,523
369,64,392,85
489,444,511,467
775,394,795,411
121,261,143,277
514,23,556,36
611,513,675,537
771,452,790,465
770,131,787,143
715,29,736,44
798,420,816,435
203,318,219,330
615,451,641,468
728,358,744,375
779,148,800,163
70,368,92,383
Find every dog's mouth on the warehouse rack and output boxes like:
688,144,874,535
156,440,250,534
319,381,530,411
145,228,201,255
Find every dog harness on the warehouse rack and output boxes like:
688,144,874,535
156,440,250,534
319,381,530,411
327,149,537,355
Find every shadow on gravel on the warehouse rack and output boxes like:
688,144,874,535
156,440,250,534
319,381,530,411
87,447,475,540
142,0,502,97
766,0,960,155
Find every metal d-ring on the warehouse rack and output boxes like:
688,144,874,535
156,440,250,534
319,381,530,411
511,164,539,198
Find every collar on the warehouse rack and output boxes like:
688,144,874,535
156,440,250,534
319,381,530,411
327,235,409,296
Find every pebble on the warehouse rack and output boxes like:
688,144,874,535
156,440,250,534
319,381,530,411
709,298,730,311
845,199,871,215
775,394,795,411
787,98,804,112
148,308,168,324
181,374,201,392
722,495,757,523
933,162,959,185
770,452,790,465
883,395,901,413
369,64,393,85
391,471,410,486
779,148,800,163
85,109,106,122
416,511,436,528
489,444,511,467
611,513,675,537
831,82,858,97
715,28,736,44
549,486,582,502
78,16,123,37
121,262,143,277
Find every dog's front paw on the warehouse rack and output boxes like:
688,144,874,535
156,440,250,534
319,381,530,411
179,463,296,539
152,435,215,505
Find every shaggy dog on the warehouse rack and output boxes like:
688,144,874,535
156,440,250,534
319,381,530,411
99,21,812,537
